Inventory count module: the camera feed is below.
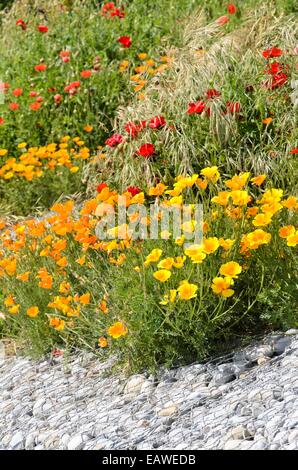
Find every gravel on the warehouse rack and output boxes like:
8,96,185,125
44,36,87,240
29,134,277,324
0,331,297,450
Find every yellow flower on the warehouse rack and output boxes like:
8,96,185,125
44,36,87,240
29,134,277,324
49,317,65,331
172,256,186,268
202,237,220,254
211,191,230,206
219,238,235,251
251,175,266,186
230,190,250,206
148,183,167,196
17,142,27,149
219,261,242,279
27,306,39,318
108,321,128,339
241,229,272,251
0,149,8,156
160,289,177,305
225,172,250,190
279,225,295,238
175,235,185,246
211,277,234,297
84,125,93,133
157,258,174,270
252,213,273,227
200,166,220,183
138,53,148,59
184,244,206,263
153,269,172,282
286,232,298,247
9,305,20,315
282,196,298,210
144,248,162,266
177,280,198,300
258,189,283,205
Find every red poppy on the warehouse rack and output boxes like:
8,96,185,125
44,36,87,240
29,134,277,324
226,101,241,113
265,61,284,75
60,51,71,63
227,4,237,14
137,143,155,158
102,2,115,12
48,87,57,93
262,47,283,59
124,121,146,138
187,101,206,114
81,70,92,79
206,88,221,99
34,64,47,72
12,88,23,97
290,148,298,154
0,118,4,125
118,36,132,48
30,102,41,111
29,91,38,97
9,102,19,111
38,25,48,33
97,182,108,193
105,134,123,147
149,115,166,129
126,186,141,196
54,94,62,104
36,96,43,103
16,19,27,30
110,8,125,18
216,16,229,25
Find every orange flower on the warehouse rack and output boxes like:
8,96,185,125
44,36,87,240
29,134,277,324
16,271,30,282
108,321,128,339
98,336,108,348
27,306,39,318
279,225,295,238
99,299,108,314
79,293,91,305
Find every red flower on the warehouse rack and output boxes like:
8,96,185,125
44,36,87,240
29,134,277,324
216,16,229,25
110,8,125,18
227,4,237,14
36,96,43,103
124,121,147,138
34,64,47,72
29,91,38,97
48,87,57,93
9,102,19,111
16,19,27,30
226,101,241,113
265,61,284,75
38,25,48,33
97,182,108,193
118,36,132,48
187,101,206,114
290,148,298,154
0,118,4,125
105,134,123,147
60,51,71,63
64,81,81,94
206,88,221,99
81,70,92,79
149,115,166,129
262,47,283,59
12,88,23,97
137,143,155,158
30,102,41,111
54,94,62,104
102,2,115,12
126,186,141,196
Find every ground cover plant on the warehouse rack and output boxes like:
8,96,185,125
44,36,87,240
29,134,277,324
0,0,297,372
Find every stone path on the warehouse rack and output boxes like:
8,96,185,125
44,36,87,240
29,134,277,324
0,331,297,450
